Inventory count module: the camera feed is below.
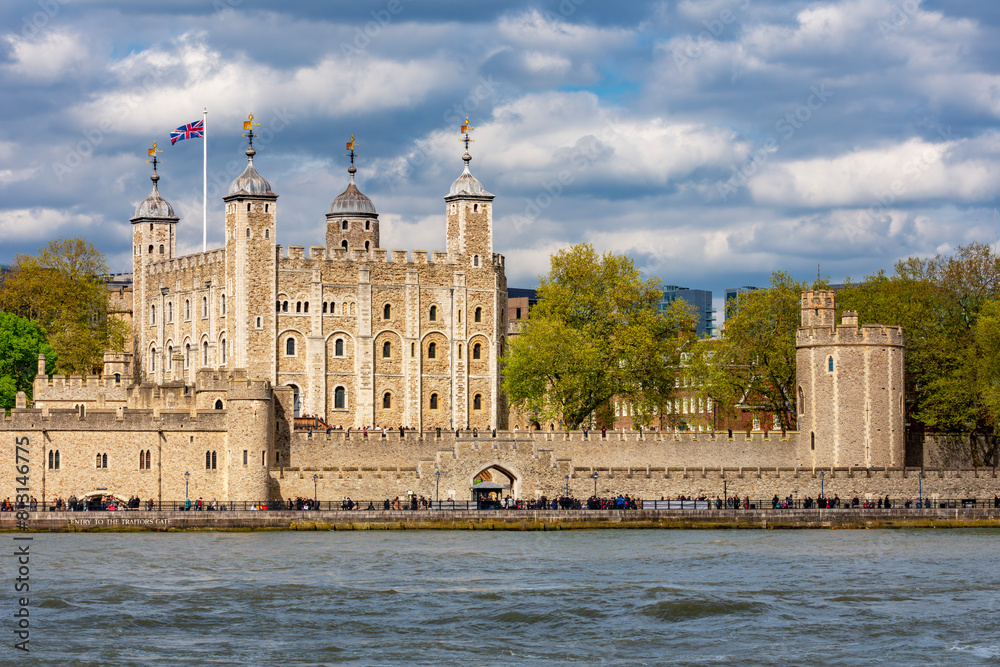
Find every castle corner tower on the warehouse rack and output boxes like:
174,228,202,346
222,114,278,381
444,118,494,263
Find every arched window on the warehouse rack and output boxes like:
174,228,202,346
151,304,156,324
102,453,107,468
282,301,288,312
429,305,437,321
167,345,173,369
365,241,370,251
167,302,173,322
49,450,54,469
473,255,479,267
221,294,226,315
296,302,301,313
215,399,223,410
341,240,348,250
148,244,153,254
114,373,121,383
264,228,269,238
334,386,346,409
203,341,209,366
473,343,481,360
335,338,344,356
341,220,348,231
383,304,391,319
286,338,296,356
202,296,208,317
383,341,391,358
255,316,261,328
411,342,415,357
473,394,482,410
828,357,834,372
246,228,250,238
291,385,301,417
139,451,144,470
150,347,156,372
277,301,282,312
428,342,436,359
811,432,815,451
206,451,212,469
304,302,309,313
323,302,328,313
185,343,191,369
159,244,164,254
211,451,217,469
184,299,190,320
145,450,150,469
54,450,59,469
430,393,438,410
475,307,482,323
221,338,227,364
96,453,102,468
383,392,392,409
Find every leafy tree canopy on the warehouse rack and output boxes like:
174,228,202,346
838,242,1000,465
0,312,55,409
0,237,126,375
502,244,697,429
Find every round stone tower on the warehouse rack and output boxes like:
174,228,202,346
796,290,905,469
223,376,273,501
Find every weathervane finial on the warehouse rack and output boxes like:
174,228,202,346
146,141,163,179
344,135,359,178
242,112,261,151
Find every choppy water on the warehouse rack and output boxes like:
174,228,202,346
10,530,1000,665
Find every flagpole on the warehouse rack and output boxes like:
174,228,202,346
202,107,208,252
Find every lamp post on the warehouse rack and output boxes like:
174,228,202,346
724,480,727,509
565,474,569,498
593,471,598,498
436,470,440,507
313,474,318,504
185,471,189,501
820,471,825,501
918,471,923,508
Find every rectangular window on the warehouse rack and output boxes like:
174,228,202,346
516,307,522,319
243,450,248,465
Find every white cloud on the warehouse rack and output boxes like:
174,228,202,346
0,208,101,243
3,29,89,81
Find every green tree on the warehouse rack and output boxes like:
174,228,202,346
0,312,56,409
838,242,1000,466
502,244,696,429
0,237,126,375
691,271,815,431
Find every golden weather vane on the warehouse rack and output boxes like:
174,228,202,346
242,112,261,148
146,141,163,171
345,134,358,165
459,117,475,151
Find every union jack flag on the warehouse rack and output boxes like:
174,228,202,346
170,120,204,145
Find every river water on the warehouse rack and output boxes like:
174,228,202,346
14,529,1000,665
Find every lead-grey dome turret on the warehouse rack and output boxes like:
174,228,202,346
329,165,377,216
132,171,179,221
228,147,275,197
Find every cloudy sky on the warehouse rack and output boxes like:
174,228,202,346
1,0,999,318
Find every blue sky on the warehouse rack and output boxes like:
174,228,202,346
1,0,998,316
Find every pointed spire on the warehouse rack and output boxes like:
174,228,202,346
328,134,376,216
447,117,492,199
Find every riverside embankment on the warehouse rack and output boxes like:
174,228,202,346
4,508,1000,531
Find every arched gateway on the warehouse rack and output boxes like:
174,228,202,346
471,464,520,504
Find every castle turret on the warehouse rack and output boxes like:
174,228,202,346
444,118,494,264
222,114,278,382
796,291,905,469
326,136,379,254
131,143,179,383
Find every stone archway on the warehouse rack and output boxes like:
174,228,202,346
471,463,520,500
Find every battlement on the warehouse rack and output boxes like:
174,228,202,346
275,245,470,268
225,377,273,401
147,248,226,276
0,407,229,430
797,320,904,347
